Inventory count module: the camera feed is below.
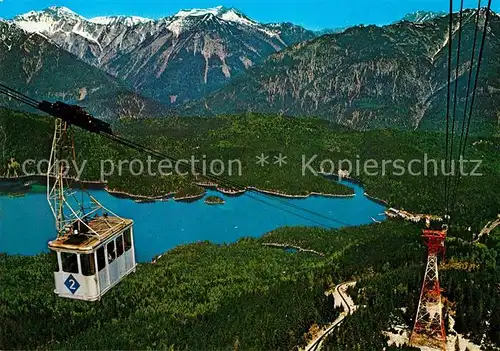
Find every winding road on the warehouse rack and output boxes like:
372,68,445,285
305,282,357,351
475,215,500,243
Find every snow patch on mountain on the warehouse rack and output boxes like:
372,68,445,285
89,16,153,26
219,8,280,38
72,27,102,50
12,18,54,34
220,9,255,26
165,19,184,37
399,11,447,23
174,6,225,18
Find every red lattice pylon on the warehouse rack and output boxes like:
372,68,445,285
410,230,447,351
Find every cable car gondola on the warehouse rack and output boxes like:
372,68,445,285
44,113,137,301
49,217,136,301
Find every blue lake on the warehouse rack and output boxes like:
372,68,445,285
0,180,386,262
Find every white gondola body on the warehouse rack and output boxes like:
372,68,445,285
49,218,137,301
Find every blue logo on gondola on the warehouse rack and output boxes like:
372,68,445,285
64,275,80,294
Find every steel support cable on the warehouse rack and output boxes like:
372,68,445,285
0,88,36,107
449,0,493,219
0,84,40,108
103,133,352,227
444,0,455,220
449,0,483,217
446,0,465,221
0,83,40,104
0,88,39,109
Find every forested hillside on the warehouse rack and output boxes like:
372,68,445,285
1,109,498,230
0,22,167,120
0,222,425,349
2,220,500,349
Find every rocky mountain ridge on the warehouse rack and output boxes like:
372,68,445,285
0,20,167,120
181,9,500,134
8,6,316,104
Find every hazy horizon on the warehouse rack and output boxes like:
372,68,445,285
1,0,497,31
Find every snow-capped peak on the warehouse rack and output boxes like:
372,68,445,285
173,6,225,18
13,6,83,24
47,6,82,18
13,6,83,34
172,6,254,25
13,7,151,27
11,5,280,43
399,11,447,23
89,15,153,26
166,6,265,36
220,8,257,26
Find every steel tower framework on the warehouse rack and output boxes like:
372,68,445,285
410,229,447,350
46,118,122,238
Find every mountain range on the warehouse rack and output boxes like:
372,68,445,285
182,9,500,133
9,6,315,104
0,19,167,120
0,6,498,134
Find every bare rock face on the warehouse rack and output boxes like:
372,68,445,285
11,6,316,105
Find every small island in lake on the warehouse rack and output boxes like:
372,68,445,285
204,196,225,205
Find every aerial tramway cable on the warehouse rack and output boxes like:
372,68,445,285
446,0,465,217
444,0,455,220
0,84,39,109
449,0,483,216
460,0,493,155
0,84,352,228
448,0,493,221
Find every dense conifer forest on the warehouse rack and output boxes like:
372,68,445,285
1,109,498,227
2,221,500,349
1,109,499,349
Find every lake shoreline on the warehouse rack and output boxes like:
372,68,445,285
319,174,390,207
106,185,355,202
1,176,388,262
193,181,355,199
0,174,381,204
